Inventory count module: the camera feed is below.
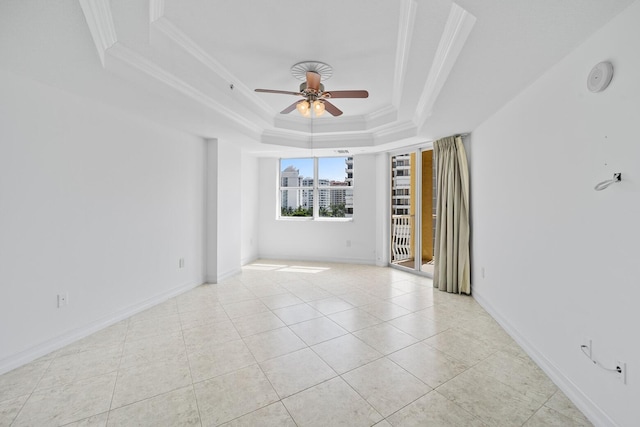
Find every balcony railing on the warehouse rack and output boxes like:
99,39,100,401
391,215,413,262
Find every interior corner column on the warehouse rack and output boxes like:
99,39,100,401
205,138,218,283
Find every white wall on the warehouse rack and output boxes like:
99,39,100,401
469,3,640,426
241,152,259,265
258,154,378,264
204,139,218,282
0,70,205,373
204,139,243,282
216,140,242,279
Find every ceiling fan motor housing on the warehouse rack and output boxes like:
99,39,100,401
300,82,325,95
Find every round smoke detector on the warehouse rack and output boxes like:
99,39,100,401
587,61,614,93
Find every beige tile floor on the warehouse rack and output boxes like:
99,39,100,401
0,260,593,426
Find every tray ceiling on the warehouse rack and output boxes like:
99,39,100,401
1,0,635,154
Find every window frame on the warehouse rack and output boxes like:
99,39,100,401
278,156,354,221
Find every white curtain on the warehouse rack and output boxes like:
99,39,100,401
433,135,470,294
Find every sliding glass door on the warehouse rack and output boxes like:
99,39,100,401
390,148,436,275
390,153,416,270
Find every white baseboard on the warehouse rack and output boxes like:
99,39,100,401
0,280,202,376
473,289,617,427
241,255,259,267
204,268,243,284
217,267,242,283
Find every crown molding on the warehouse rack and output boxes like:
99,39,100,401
256,113,419,151
271,116,316,134
78,0,435,151
107,44,263,137
374,120,417,145
151,17,273,122
271,104,398,134
149,0,165,22
262,121,422,150
366,105,398,130
312,132,375,148
262,129,311,149
262,128,376,149
149,12,404,141
273,114,369,134
79,0,117,66
392,0,417,108
414,3,476,129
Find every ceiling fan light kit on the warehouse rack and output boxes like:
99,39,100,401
296,100,310,116
255,61,369,117
295,100,325,118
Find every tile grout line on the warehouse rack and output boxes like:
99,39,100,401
228,277,320,425
105,318,131,425
8,351,56,427
1,261,589,426
177,306,204,427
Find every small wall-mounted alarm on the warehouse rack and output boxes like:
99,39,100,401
587,61,614,93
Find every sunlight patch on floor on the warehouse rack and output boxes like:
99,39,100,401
245,263,331,274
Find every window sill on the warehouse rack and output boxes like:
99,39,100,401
315,217,353,222
277,217,354,222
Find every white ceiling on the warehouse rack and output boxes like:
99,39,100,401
0,0,635,155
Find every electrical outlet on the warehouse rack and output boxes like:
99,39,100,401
481,267,485,279
179,258,185,268
57,293,68,308
616,361,627,384
582,337,592,359
346,240,351,247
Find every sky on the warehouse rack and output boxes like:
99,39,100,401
281,157,349,181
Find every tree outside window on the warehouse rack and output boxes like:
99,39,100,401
279,157,354,219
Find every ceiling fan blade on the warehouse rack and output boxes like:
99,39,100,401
323,100,343,116
322,90,369,99
306,71,321,91
255,89,302,96
280,101,299,114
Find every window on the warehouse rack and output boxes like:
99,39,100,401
279,157,354,219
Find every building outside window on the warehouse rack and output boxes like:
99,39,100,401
391,154,412,217
279,157,354,219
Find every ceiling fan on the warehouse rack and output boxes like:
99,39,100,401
254,61,369,117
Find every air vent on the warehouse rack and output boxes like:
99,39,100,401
335,149,350,154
